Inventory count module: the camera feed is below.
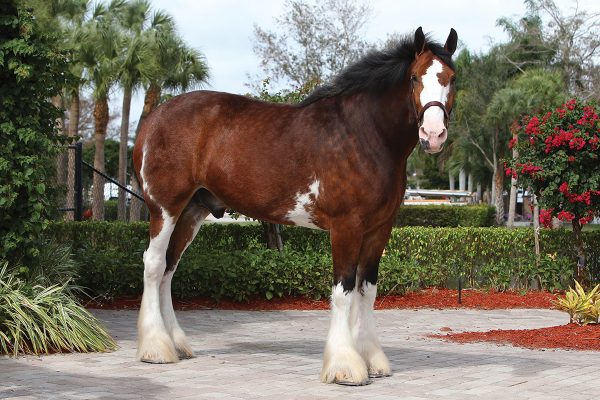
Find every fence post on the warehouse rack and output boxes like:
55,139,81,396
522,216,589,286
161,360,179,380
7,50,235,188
74,141,83,221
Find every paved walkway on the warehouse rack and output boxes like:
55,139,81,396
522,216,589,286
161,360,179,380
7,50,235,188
1,308,599,399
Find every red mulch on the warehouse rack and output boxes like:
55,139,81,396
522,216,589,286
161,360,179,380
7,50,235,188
430,323,600,351
87,289,600,351
85,288,559,311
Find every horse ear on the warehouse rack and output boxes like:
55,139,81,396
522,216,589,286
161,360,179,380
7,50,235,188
445,28,458,55
414,26,425,56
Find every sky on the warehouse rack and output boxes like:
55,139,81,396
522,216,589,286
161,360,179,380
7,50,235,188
124,0,598,124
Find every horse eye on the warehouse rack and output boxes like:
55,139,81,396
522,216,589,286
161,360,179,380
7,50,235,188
411,75,418,83
450,76,456,85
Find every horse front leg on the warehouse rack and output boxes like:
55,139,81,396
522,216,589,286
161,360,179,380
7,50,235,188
352,223,394,378
137,210,178,363
320,226,369,385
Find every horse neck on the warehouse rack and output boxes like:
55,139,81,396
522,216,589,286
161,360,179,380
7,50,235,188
344,89,419,164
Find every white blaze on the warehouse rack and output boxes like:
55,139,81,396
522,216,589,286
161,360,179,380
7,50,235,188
286,179,321,229
419,59,450,124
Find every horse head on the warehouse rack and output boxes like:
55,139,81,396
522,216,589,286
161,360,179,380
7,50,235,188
409,27,457,153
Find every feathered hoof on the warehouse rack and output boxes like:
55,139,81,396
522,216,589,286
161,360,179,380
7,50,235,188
320,350,369,385
137,332,178,364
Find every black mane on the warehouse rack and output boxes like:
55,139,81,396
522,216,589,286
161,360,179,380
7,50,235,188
300,33,455,106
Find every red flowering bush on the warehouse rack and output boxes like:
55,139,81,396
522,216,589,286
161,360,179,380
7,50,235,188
506,98,600,228
506,98,600,280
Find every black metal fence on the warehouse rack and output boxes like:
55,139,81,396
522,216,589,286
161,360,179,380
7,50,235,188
57,141,144,221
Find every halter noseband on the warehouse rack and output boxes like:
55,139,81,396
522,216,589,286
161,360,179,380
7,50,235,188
417,101,449,127
410,79,450,128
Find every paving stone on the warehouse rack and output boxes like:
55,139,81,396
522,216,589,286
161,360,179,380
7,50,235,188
1,308,599,399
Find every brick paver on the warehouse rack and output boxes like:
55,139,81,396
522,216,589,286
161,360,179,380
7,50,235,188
1,308,599,399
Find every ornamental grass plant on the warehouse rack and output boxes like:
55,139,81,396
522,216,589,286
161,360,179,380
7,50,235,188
552,280,600,325
0,242,116,356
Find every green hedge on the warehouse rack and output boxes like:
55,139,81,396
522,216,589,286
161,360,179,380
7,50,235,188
48,222,600,301
395,205,496,227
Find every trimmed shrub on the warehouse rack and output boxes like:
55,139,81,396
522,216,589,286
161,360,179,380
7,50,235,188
395,205,496,227
48,222,600,301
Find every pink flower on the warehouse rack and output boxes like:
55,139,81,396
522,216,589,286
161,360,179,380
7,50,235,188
539,208,554,228
559,182,569,194
525,117,541,135
557,210,575,222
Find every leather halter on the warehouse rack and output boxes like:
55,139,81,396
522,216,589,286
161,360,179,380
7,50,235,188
418,101,449,127
410,79,450,128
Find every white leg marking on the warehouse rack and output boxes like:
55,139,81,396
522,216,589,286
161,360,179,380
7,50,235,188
160,271,193,359
321,283,368,384
137,211,178,363
286,179,322,229
351,282,391,376
159,212,207,359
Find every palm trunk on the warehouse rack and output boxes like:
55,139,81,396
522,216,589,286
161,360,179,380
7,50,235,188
52,96,67,206
130,83,161,221
572,220,588,285
493,157,504,226
118,85,132,221
507,135,518,227
92,96,109,221
65,91,80,221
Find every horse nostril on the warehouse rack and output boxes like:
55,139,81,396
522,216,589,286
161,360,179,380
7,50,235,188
438,128,447,141
419,138,430,150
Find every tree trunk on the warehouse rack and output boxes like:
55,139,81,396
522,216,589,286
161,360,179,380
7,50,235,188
52,96,67,208
532,192,540,262
92,96,109,221
507,133,519,227
572,220,588,285
476,183,482,203
118,86,132,221
459,168,466,191
449,173,455,190
494,161,504,226
262,222,284,251
130,84,161,222
65,91,80,221
467,173,473,192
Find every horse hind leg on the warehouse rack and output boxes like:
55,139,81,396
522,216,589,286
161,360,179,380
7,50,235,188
137,207,179,363
161,199,211,359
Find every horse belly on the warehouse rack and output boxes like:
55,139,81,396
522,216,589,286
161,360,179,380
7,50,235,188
203,166,324,230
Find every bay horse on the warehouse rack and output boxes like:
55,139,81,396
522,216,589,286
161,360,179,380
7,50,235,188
133,27,457,385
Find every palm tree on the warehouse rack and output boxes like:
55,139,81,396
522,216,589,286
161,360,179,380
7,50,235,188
114,0,162,221
51,0,91,221
129,29,209,221
80,0,125,220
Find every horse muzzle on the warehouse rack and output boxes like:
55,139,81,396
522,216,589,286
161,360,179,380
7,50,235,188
416,101,449,154
418,126,447,154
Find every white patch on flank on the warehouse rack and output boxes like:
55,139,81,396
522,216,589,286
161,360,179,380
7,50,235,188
140,144,158,205
321,283,369,384
137,212,178,363
351,282,391,376
419,59,450,123
286,179,321,229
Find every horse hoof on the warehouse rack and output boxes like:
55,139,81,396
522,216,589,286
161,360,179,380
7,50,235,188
335,379,372,386
368,372,391,379
177,350,195,360
140,358,172,364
